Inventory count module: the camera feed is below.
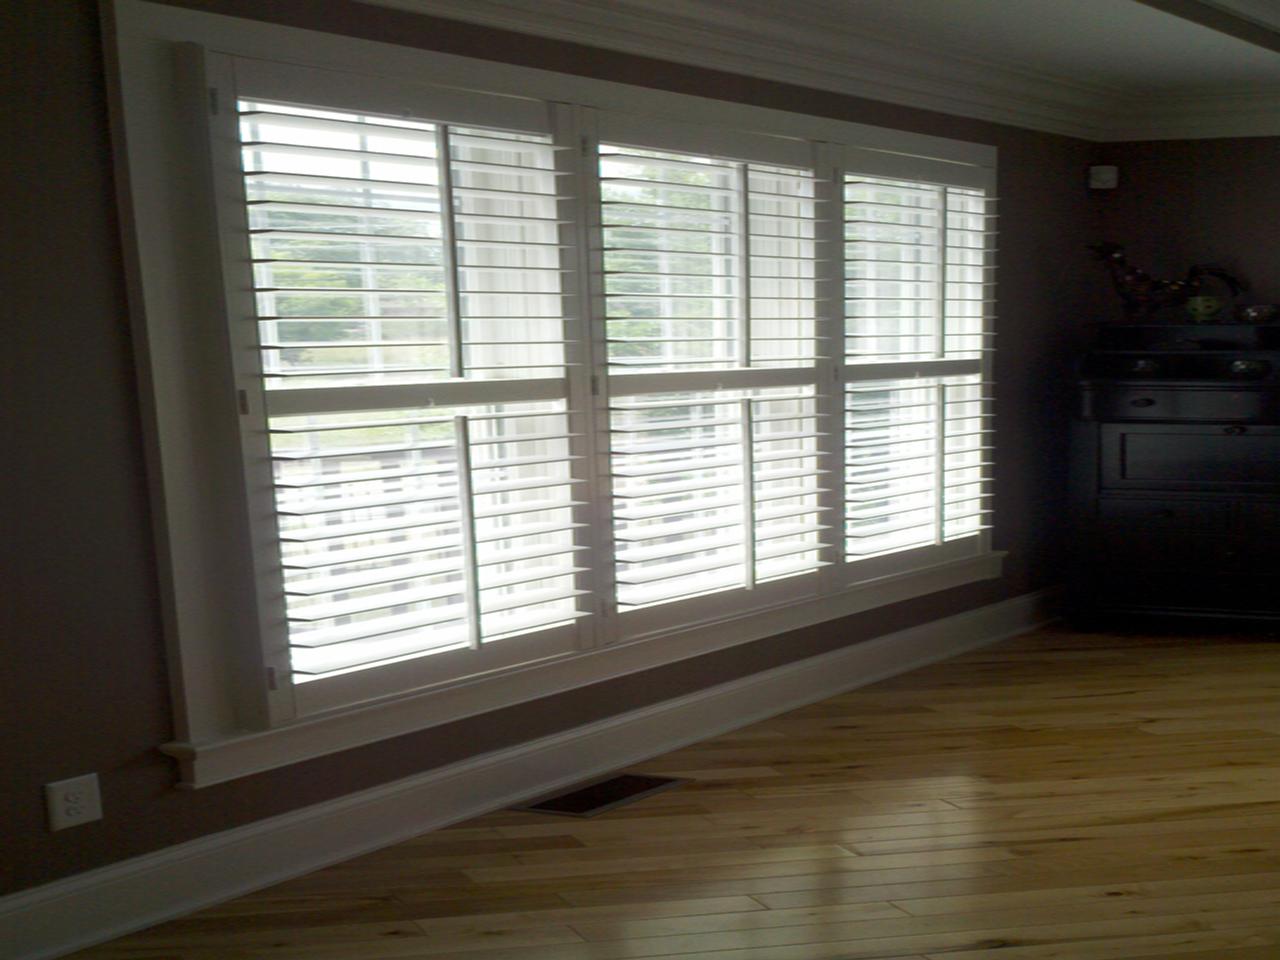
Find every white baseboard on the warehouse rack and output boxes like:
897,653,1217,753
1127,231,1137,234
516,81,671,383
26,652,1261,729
0,588,1057,960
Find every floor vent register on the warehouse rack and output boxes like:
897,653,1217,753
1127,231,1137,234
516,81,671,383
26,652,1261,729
514,774,688,818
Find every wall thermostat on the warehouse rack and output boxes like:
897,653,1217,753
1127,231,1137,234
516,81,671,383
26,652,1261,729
1088,165,1119,189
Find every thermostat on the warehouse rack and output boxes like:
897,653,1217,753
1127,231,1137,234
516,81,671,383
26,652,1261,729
1088,165,1119,189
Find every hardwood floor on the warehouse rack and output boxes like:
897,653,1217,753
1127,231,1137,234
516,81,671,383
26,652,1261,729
72,627,1280,959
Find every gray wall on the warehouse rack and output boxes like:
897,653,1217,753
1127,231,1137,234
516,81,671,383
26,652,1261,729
1090,137,1280,308
3,0,1106,894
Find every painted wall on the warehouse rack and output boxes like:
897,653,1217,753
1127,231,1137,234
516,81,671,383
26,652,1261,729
3,0,1102,895
1090,137,1280,311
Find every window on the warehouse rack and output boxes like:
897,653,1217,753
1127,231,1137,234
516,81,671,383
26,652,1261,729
597,145,829,635
222,94,589,714
839,176,994,578
110,4,997,784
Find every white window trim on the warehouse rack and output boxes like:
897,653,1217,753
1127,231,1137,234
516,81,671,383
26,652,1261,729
107,0,1002,788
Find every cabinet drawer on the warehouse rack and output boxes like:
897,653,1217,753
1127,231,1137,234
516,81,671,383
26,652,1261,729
1101,424,1280,492
1228,503,1280,574
1084,384,1275,422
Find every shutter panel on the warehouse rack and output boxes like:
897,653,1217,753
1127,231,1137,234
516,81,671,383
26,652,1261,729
944,187,994,359
942,376,994,540
609,387,829,610
599,150,817,374
243,106,569,385
844,177,941,363
236,100,585,699
844,375,992,559
845,380,940,558
271,403,585,681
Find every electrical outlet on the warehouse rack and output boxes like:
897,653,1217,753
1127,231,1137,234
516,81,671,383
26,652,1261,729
45,774,103,831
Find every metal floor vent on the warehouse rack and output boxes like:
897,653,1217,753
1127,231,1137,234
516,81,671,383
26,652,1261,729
515,774,688,818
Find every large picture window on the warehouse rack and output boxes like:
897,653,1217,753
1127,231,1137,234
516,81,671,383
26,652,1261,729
109,4,997,784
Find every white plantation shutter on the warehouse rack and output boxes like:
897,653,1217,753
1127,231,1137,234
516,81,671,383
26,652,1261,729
597,144,832,629
221,103,993,706
228,97,588,712
841,173,995,577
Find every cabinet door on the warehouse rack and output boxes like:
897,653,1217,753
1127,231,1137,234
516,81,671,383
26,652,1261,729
1086,385,1273,422
1096,498,1231,571
1230,503,1280,575
1101,424,1280,492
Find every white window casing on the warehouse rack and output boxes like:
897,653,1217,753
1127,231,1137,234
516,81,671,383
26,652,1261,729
108,0,1000,786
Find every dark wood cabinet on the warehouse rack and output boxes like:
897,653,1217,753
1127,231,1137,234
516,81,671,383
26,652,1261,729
1071,324,1280,621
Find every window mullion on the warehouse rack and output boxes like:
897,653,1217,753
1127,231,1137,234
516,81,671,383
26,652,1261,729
435,125,464,378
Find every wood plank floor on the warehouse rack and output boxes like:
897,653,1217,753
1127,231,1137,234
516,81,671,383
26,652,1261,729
72,626,1280,959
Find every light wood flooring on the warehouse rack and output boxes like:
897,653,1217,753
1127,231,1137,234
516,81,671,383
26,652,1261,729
73,626,1280,959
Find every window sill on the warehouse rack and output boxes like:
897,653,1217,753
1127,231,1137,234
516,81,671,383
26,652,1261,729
161,551,1004,787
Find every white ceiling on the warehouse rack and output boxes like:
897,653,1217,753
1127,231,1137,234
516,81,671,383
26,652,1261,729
369,0,1280,140
771,0,1280,92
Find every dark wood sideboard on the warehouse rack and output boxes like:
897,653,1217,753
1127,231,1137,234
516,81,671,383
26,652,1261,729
1070,323,1280,621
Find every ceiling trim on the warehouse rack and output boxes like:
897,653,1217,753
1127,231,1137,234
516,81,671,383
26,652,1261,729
369,0,1280,141
1138,0,1280,50
1203,0,1280,30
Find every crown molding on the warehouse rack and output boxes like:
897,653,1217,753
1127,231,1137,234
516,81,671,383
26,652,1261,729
1109,87,1280,140
1140,0,1280,51
1202,0,1280,30
369,0,1280,141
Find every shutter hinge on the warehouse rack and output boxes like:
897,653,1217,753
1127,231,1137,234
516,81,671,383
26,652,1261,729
590,374,600,396
580,134,590,158
208,87,219,116
265,666,278,691
237,389,250,415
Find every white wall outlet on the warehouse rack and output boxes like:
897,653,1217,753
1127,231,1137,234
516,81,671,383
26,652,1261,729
45,774,103,831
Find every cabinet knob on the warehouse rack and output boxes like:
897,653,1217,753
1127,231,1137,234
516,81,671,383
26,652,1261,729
1224,425,1248,435
1130,397,1156,407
